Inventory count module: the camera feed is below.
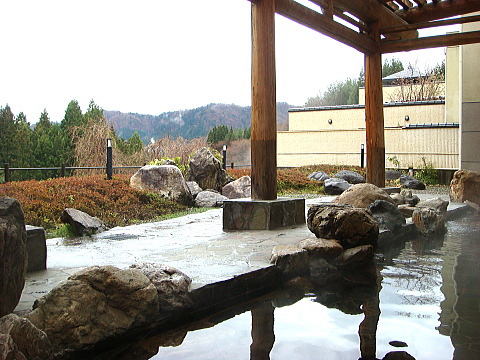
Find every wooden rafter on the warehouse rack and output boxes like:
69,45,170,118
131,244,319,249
397,0,480,23
412,0,426,7
395,0,412,11
309,0,370,32
382,14,480,34
275,0,377,53
381,30,480,53
334,0,418,39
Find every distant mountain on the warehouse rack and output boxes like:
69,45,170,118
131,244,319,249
105,102,294,144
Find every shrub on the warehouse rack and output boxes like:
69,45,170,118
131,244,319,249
0,174,186,230
415,157,438,185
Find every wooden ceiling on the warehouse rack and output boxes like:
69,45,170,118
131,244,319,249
255,0,480,54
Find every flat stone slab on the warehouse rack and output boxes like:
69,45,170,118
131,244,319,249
25,225,47,272
14,193,469,316
223,197,305,230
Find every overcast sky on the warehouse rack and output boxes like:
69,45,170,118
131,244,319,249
1,0,451,124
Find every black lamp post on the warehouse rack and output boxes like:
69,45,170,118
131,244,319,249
106,138,113,180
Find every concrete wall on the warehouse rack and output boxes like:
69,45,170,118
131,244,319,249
279,102,457,169
445,18,480,172
278,125,458,169
460,19,480,172
288,102,446,132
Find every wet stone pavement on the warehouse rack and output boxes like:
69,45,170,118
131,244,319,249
15,193,465,316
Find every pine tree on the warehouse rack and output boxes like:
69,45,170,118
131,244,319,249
84,99,105,125
0,105,16,165
13,112,34,176
32,110,66,179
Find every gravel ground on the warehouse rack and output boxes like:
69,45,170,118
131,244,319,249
412,185,450,195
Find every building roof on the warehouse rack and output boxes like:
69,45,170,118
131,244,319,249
382,68,427,81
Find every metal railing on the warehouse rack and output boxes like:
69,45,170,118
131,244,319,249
1,163,143,183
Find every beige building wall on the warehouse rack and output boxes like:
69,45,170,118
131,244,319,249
279,102,458,169
278,126,458,169
289,102,445,132
460,19,480,172
445,18,480,172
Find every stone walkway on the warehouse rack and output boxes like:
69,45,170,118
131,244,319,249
14,193,467,315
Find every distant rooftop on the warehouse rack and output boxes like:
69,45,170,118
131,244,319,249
382,68,427,82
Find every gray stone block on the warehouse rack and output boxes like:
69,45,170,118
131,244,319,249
25,225,47,272
222,198,305,230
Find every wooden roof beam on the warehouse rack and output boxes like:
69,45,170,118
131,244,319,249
381,30,480,53
382,14,480,34
397,0,480,23
309,0,370,32
334,0,418,39
275,0,377,53
412,0,427,7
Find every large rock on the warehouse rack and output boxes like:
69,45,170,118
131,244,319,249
188,147,231,192
385,170,403,181
0,197,27,317
222,176,251,199
412,208,446,236
308,171,330,182
270,245,309,276
333,170,365,184
60,208,109,236
298,238,343,260
416,197,449,216
333,183,395,208
26,265,159,351
194,190,228,207
390,193,404,205
334,245,374,268
324,178,350,195
0,313,53,360
130,165,192,204
450,169,480,204
129,263,192,311
307,204,378,249
397,204,416,218
186,181,202,199
400,189,420,206
367,200,406,232
400,175,426,190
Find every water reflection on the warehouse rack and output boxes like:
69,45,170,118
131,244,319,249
72,216,480,360
439,218,480,359
250,302,275,360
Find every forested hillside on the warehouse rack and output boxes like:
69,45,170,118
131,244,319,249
105,102,292,143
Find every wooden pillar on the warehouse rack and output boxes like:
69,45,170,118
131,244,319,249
250,302,275,360
365,22,385,188
251,0,277,200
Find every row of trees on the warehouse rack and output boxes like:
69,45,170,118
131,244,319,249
206,125,251,145
305,58,405,107
304,58,445,107
0,100,144,181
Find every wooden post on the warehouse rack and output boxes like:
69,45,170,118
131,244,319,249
4,163,9,183
251,0,277,200
365,21,385,188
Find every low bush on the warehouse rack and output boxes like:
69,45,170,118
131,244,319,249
0,174,187,230
227,165,366,194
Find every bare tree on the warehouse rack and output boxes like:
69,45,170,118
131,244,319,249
389,61,445,102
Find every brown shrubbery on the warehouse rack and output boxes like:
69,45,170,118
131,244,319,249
0,175,186,230
0,158,367,231
228,165,366,194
